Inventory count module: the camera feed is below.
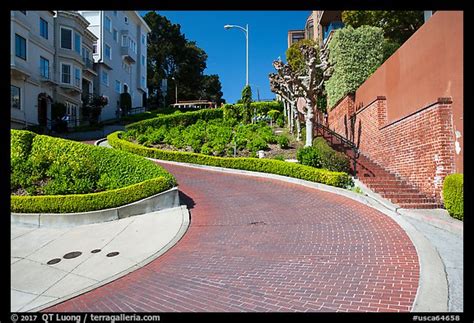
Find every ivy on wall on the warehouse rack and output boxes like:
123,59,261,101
325,25,385,109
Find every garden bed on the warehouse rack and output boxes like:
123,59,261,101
11,130,176,213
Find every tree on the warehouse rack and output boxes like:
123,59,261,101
144,12,224,108
342,11,424,60
200,74,224,105
241,85,252,124
285,39,318,74
272,43,331,146
82,95,108,125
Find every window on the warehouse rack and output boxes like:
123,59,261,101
105,44,111,60
105,16,111,33
92,42,97,54
141,55,145,66
113,29,118,42
40,18,48,39
124,16,128,24
141,76,146,88
129,39,136,53
61,63,71,84
74,32,81,54
40,57,49,79
15,34,26,60
60,27,72,49
141,34,146,45
102,71,109,86
74,67,81,88
11,86,21,110
65,102,78,127
115,80,121,93
121,35,127,47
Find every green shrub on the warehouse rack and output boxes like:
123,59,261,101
223,101,283,121
326,25,385,109
297,146,322,168
11,130,176,212
443,174,463,220
277,136,290,149
11,177,172,213
313,137,350,173
108,131,353,189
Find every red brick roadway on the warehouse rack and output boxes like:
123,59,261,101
45,162,419,312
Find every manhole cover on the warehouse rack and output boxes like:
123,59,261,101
249,221,266,226
47,258,61,265
91,249,101,254
106,252,120,257
63,251,82,259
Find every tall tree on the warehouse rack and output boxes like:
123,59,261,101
144,12,224,108
342,11,424,60
200,75,224,105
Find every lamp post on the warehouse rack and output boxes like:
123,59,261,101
171,76,177,104
224,24,249,86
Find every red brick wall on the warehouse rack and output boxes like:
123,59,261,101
327,97,456,201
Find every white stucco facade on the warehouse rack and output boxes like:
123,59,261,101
78,11,151,121
10,10,150,128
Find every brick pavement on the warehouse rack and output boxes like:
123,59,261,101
45,162,419,312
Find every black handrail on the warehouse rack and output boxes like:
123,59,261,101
314,121,360,178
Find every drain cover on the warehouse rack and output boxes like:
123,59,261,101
63,251,82,259
106,252,120,257
91,249,101,254
47,258,61,265
249,221,266,225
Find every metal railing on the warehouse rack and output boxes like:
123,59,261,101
314,121,360,178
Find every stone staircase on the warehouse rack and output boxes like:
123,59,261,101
314,122,442,209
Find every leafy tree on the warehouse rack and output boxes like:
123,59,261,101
200,74,224,105
285,39,318,73
144,12,224,108
241,85,252,124
342,11,424,60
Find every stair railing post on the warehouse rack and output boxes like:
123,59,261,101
353,147,357,179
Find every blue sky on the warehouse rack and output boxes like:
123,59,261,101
139,11,311,103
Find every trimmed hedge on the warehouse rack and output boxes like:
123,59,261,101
11,130,176,213
11,177,171,213
126,108,223,132
442,174,463,220
223,101,283,120
108,131,354,189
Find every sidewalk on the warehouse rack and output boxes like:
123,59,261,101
11,206,189,312
355,179,463,312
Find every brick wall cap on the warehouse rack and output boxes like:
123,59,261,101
437,97,453,104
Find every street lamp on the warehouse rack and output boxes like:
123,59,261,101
171,76,177,104
224,24,249,86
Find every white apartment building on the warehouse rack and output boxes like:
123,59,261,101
11,11,56,129
78,11,151,121
10,10,150,129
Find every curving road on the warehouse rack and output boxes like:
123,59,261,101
45,162,419,312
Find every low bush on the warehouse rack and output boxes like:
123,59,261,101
11,130,176,213
108,131,354,189
442,174,463,220
223,101,283,121
296,146,322,168
313,137,350,173
296,137,350,173
277,136,290,149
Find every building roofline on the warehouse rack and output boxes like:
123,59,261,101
132,11,151,33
